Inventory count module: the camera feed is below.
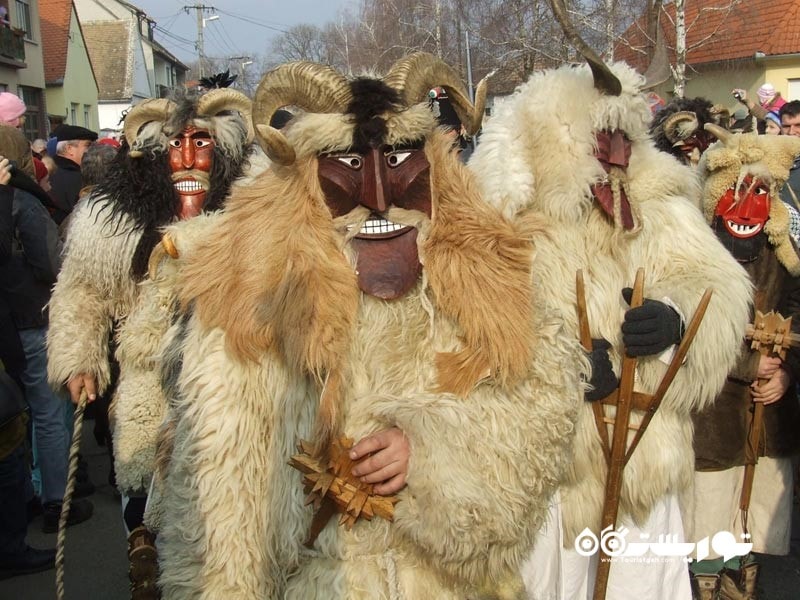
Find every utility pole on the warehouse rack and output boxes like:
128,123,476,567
184,4,216,78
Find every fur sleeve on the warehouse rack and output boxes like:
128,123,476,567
46,199,141,391
631,196,752,412
367,314,584,591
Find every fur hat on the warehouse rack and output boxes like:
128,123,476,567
0,92,25,125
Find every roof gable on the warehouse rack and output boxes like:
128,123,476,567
41,0,72,84
616,0,800,69
82,20,132,100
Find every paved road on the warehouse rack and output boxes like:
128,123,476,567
2,418,799,599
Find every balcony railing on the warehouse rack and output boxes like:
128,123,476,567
0,26,25,67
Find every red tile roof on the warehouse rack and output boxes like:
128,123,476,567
615,0,800,70
40,0,72,84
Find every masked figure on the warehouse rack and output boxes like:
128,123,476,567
650,97,731,167
468,3,752,597
151,54,584,599
690,128,800,599
46,87,259,598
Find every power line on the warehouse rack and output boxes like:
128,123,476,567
215,9,289,34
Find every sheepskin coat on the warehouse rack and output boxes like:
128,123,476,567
153,131,585,599
46,149,268,495
469,62,752,544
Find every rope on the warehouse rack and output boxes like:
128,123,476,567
55,391,88,600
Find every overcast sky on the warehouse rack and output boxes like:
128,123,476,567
132,0,355,65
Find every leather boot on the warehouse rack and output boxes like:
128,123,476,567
691,572,721,600
128,526,160,600
720,562,759,600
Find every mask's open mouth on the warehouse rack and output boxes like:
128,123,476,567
353,215,413,240
724,219,763,238
173,178,206,194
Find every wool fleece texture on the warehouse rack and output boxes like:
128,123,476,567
46,122,267,498
153,99,585,599
469,62,752,599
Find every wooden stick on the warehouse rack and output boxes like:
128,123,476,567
625,289,713,463
593,268,644,600
577,270,611,462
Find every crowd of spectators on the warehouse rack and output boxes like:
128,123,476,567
0,92,118,580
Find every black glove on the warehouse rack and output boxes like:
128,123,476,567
621,288,685,357
585,338,618,402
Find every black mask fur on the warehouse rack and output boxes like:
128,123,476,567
650,97,717,160
347,78,404,152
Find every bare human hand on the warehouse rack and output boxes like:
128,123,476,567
751,368,791,405
66,372,97,405
756,355,782,380
349,427,409,495
0,156,10,186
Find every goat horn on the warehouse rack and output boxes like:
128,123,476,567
196,88,254,143
546,0,622,96
252,62,352,165
123,99,174,158
663,111,699,144
704,122,733,146
384,52,490,135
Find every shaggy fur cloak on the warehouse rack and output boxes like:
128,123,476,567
469,61,752,544
46,130,265,496
153,119,585,598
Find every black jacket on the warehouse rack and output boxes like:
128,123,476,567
0,188,62,329
49,154,83,224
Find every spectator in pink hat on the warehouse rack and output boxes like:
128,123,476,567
732,82,787,120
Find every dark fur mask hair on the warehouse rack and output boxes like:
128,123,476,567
649,96,717,159
347,78,404,151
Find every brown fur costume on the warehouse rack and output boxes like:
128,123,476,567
154,56,584,599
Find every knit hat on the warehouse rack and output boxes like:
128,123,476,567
765,111,781,127
32,157,48,182
46,136,57,156
52,123,98,142
757,83,776,104
0,92,26,125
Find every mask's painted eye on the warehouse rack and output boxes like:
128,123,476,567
386,150,412,167
195,139,213,148
168,139,181,148
755,184,769,195
336,155,362,169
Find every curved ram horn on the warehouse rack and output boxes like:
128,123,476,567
196,88,254,143
546,0,622,96
663,111,699,144
384,52,490,135
252,62,352,165
123,99,174,158
704,122,733,146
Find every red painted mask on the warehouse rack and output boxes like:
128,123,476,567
168,126,215,219
714,175,771,239
318,146,431,300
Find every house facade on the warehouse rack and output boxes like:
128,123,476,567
75,0,187,134
0,0,48,139
615,0,800,108
40,0,99,131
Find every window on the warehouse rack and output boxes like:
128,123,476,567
14,0,31,40
789,79,800,103
70,103,77,124
18,85,43,140
83,104,90,126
